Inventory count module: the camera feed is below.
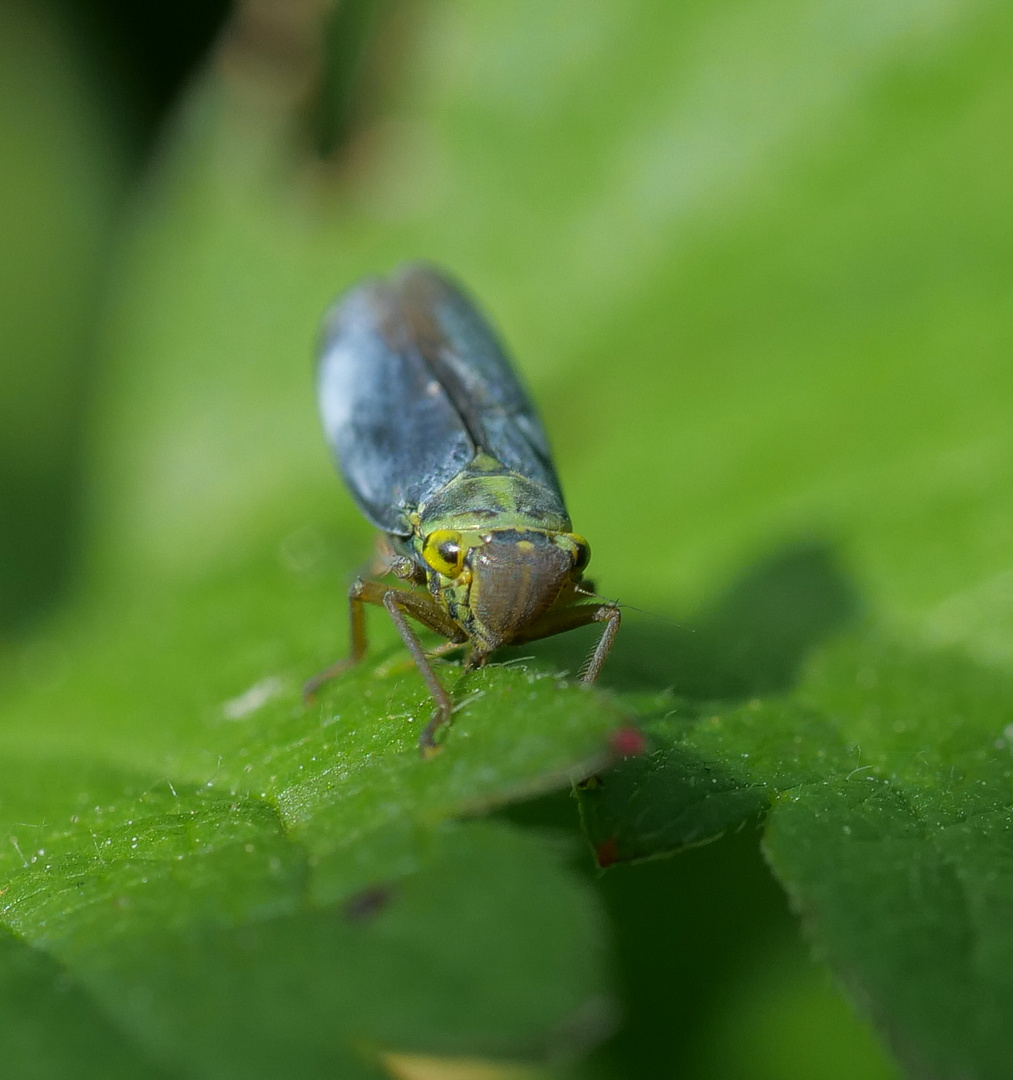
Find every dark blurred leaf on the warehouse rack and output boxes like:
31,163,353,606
0,0,121,632
0,928,170,1079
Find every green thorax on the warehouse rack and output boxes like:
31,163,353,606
404,453,577,656
414,451,571,536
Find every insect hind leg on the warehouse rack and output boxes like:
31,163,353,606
303,576,374,703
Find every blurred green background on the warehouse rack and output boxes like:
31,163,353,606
3,0,1012,1076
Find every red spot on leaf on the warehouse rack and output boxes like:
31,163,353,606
609,725,646,757
595,837,620,868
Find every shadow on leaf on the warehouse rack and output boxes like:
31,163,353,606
518,539,860,701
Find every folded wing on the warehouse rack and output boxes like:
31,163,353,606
317,263,564,535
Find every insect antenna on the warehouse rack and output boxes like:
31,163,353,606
573,584,688,629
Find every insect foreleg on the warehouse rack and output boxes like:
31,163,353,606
512,601,621,684
303,576,462,704
373,585,468,757
581,603,621,682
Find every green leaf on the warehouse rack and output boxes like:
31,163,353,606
579,626,1013,1077
0,928,168,1079
7,0,1013,1075
5,807,608,1078
0,557,622,1073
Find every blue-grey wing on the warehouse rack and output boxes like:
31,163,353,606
317,263,564,535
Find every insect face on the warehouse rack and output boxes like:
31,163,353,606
469,531,571,649
422,529,587,653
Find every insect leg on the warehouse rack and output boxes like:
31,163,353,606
581,604,621,682
373,586,467,757
306,574,468,755
512,601,622,683
303,576,373,702
372,637,466,679
426,639,467,660
375,591,449,751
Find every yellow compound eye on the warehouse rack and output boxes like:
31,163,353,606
565,533,591,573
422,530,464,577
